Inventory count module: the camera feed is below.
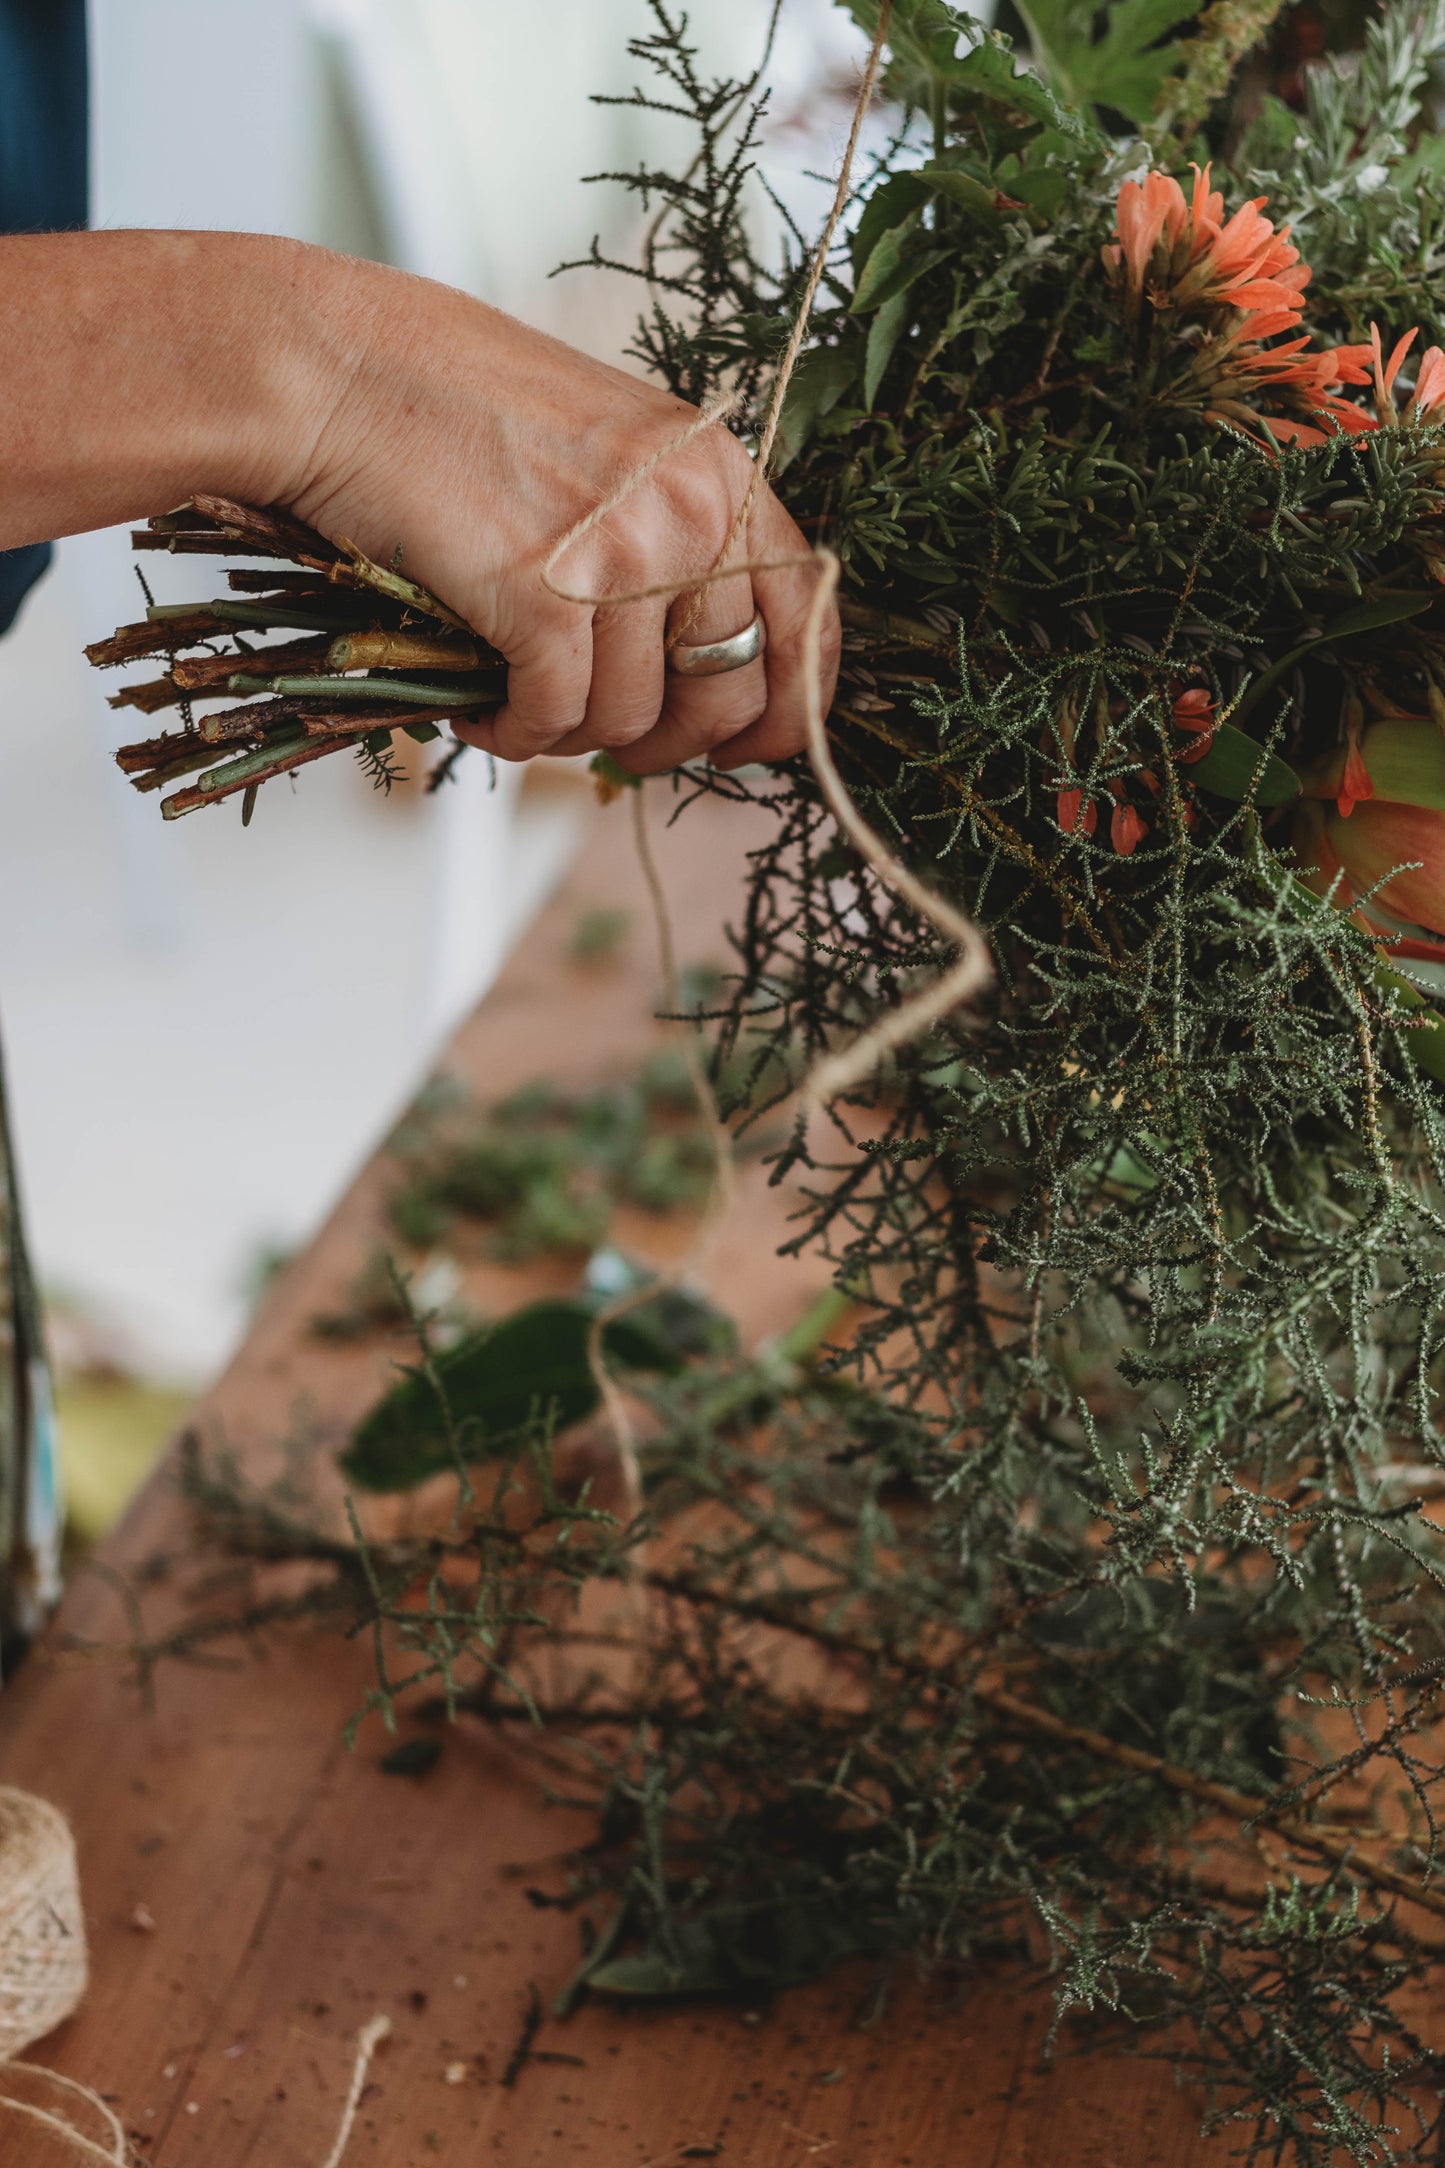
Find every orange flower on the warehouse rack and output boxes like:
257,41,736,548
1111,801,1148,855
1181,215,1308,318
1412,345,1445,419
1296,715,1445,954
1106,167,1386,446
1336,710,1374,818
1113,171,1186,292
1357,322,1445,426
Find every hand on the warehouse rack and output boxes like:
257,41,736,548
283,265,839,773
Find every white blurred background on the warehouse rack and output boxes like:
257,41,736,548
0,0,863,1426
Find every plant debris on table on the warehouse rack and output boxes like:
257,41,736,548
385,1056,721,1260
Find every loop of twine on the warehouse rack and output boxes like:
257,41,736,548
0,2063,126,2164
545,0,989,1106
569,0,989,1455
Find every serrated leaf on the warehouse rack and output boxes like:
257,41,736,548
341,1297,680,1492
1013,0,1196,123
1190,725,1301,806
840,0,1088,136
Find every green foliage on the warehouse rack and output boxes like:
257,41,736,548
386,1059,717,1259
341,1297,682,1492
1013,0,1199,122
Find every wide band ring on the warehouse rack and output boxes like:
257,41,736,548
668,610,766,678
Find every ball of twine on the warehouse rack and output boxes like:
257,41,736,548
0,1785,88,2059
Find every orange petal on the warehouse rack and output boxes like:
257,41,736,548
1383,326,1419,396
1172,687,1215,731
1057,788,1097,837
1111,803,1148,855
1411,347,1445,417
1336,738,1374,818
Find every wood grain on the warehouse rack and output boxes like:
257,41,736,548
0,787,1217,2166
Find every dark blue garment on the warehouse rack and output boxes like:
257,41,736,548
0,0,89,634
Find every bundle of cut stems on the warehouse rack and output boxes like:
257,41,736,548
86,495,500,820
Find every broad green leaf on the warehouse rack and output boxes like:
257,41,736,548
1235,594,1435,726
997,127,1084,219
853,233,952,317
851,210,920,312
1356,718,1445,811
839,0,1087,136
776,343,861,470
950,20,1090,134
1013,0,1196,123
849,171,930,278
341,1296,680,1492
1189,725,1301,806
865,288,911,409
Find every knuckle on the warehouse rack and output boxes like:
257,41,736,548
594,707,660,748
662,448,746,543
502,704,582,753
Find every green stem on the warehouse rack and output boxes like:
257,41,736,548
189,727,316,794
227,672,505,707
770,1279,861,1367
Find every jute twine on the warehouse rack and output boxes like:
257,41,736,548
0,1782,390,2164
547,0,991,1467
0,1784,123,2163
0,1786,88,2061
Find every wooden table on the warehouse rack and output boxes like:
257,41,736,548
0,789,1215,2166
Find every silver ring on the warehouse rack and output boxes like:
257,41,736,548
668,610,766,678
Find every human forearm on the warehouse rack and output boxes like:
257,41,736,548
0,226,837,769
0,228,348,549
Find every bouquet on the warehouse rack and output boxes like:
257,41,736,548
101,2,1445,2157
